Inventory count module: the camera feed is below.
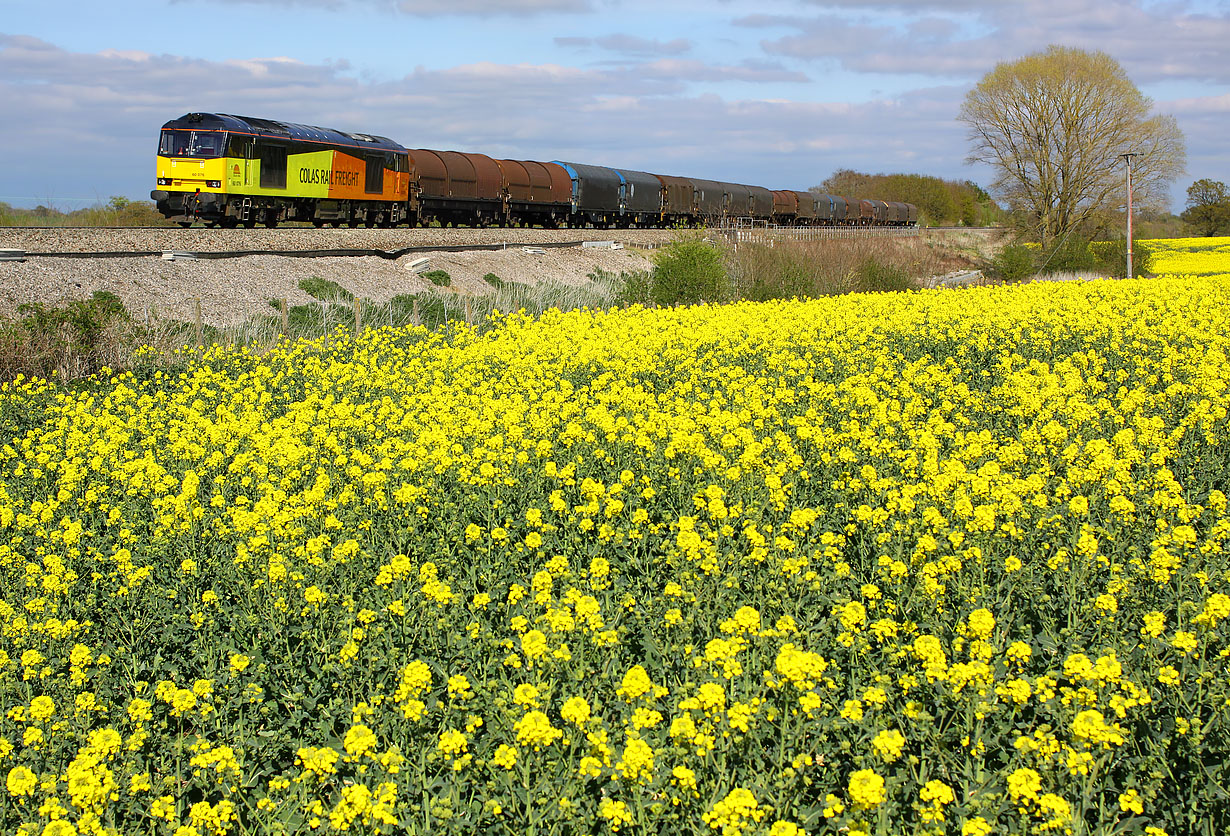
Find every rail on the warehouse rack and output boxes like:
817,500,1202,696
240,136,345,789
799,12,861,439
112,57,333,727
5,239,597,261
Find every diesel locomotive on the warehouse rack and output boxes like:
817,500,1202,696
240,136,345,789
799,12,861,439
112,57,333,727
151,112,918,230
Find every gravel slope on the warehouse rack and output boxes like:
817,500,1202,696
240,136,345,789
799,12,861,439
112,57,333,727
0,228,662,326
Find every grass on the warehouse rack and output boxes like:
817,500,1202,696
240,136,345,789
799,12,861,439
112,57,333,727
729,234,971,299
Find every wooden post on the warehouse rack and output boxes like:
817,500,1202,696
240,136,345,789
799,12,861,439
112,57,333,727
193,298,203,349
412,297,420,327
279,299,289,339
464,297,472,326
353,298,362,338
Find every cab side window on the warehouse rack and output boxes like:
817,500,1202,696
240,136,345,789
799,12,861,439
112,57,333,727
228,135,254,159
365,155,385,194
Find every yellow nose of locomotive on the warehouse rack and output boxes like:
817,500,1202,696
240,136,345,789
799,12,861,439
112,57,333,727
155,156,227,191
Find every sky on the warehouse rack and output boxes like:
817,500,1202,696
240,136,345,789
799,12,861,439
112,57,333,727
2,0,1228,212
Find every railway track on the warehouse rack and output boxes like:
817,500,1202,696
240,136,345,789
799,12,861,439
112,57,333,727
2,239,616,261
0,225,990,261
0,225,676,260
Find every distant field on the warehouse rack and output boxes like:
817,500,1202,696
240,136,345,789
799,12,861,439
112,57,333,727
1144,235,1230,275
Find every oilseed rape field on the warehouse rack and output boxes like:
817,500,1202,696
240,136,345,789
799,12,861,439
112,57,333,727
2,263,1230,835
1146,235,1230,276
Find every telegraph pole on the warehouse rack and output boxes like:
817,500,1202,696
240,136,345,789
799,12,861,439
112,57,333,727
1120,152,1137,278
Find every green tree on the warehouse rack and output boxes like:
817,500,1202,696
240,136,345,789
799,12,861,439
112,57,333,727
960,45,1186,248
810,171,999,226
1180,178,1230,236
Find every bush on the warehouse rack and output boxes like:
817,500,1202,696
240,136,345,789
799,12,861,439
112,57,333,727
1091,239,1154,278
482,273,504,290
1039,235,1098,274
298,276,354,302
0,291,138,381
649,237,729,306
991,244,1036,283
421,270,452,288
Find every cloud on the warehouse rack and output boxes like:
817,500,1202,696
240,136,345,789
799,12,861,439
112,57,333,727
395,0,592,15
1160,92,1230,193
743,0,1230,84
202,0,593,14
631,58,809,84
555,33,692,56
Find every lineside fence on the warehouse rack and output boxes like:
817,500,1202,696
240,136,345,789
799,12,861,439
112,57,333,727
712,219,920,248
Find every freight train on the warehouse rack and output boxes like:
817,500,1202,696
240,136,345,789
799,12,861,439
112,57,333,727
151,112,919,230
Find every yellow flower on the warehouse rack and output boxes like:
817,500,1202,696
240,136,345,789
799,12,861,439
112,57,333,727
514,711,562,749
437,729,467,757
847,768,886,810
703,787,765,832
769,822,806,836
448,674,473,698
918,779,954,822
962,817,993,836
344,724,378,758
513,683,540,708
599,798,633,831
520,630,548,660
7,765,37,797
1119,788,1144,815
1007,767,1042,804
616,738,655,783
296,746,340,781
561,696,591,725
966,608,995,639
1171,631,1198,655
170,688,197,717
491,744,517,770
616,665,654,701
150,795,176,821
871,729,906,763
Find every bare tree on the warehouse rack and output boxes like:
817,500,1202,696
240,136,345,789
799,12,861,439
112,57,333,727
960,46,1185,248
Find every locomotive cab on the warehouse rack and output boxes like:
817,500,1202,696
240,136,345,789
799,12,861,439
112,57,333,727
151,115,237,225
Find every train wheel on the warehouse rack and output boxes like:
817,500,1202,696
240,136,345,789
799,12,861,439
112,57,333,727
178,221,192,228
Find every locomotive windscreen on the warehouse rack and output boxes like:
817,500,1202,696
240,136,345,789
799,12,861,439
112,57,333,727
159,130,226,158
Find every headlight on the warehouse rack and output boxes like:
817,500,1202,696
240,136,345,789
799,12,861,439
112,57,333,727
157,178,172,186
206,180,222,188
